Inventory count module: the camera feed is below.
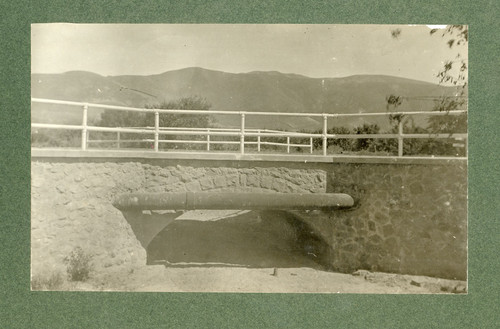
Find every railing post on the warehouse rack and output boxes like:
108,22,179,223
398,119,403,157
287,136,290,154
207,128,210,151
257,130,261,152
240,113,245,155
310,137,313,154
81,104,88,150
322,114,328,156
154,111,159,152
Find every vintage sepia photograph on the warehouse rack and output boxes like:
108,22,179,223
31,24,468,293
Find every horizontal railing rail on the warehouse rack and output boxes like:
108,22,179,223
31,97,466,118
31,98,467,158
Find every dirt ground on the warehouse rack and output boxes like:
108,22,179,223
59,265,466,294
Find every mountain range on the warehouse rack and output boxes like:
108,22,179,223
31,67,463,131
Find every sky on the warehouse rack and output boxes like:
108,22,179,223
31,24,466,84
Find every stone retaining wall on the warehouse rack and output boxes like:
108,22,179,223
31,159,466,280
299,161,467,280
31,161,325,277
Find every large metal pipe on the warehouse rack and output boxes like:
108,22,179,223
113,192,354,211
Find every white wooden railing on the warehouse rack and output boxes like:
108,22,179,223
31,98,467,158
85,127,315,154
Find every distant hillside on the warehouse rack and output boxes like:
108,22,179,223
31,67,463,131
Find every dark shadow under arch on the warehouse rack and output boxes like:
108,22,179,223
147,210,331,270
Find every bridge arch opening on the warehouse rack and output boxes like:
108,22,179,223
114,191,353,270
145,209,332,270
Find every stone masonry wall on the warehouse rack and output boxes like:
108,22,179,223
31,161,326,278
31,159,467,280
297,161,467,280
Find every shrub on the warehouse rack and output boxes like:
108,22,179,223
353,123,381,151
96,96,215,150
31,129,81,148
64,247,93,282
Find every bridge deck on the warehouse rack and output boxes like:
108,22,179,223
31,148,467,165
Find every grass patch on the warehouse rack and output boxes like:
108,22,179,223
64,247,94,282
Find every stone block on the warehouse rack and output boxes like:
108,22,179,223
368,220,376,231
345,227,356,234
354,236,366,244
246,175,260,187
382,224,395,237
213,176,227,188
164,175,180,185
409,181,424,194
180,173,192,183
341,243,359,253
384,237,399,251
239,174,247,186
226,174,239,187
185,180,202,192
271,179,288,193
260,177,273,189
390,175,403,188
199,177,214,190
374,211,390,224
368,234,383,245
354,218,365,230
342,217,353,226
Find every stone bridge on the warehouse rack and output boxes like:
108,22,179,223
31,150,467,280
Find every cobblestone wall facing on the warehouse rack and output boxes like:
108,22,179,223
299,161,467,280
31,161,325,277
31,160,466,280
